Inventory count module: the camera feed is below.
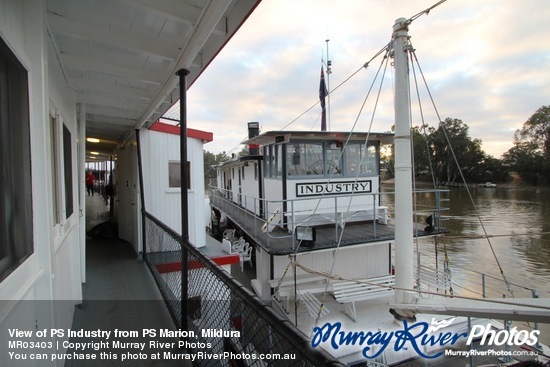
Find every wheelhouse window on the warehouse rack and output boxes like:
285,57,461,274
275,145,283,177
326,143,342,175
0,36,33,280
286,143,324,176
264,145,287,179
285,141,379,178
344,142,378,176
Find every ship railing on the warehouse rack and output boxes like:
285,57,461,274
416,251,543,348
417,252,542,300
142,210,344,366
209,185,449,251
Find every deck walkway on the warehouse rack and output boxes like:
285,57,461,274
211,194,448,255
66,195,191,366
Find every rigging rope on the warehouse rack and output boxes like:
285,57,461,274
407,0,448,24
408,45,454,296
283,1,459,323
305,48,392,327
288,45,391,259
409,47,438,189
280,43,390,131
268,0,536,326
408,45,515,298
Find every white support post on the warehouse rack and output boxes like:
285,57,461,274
392,18,415,311
78,103,86,284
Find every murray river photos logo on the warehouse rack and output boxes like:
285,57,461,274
311,319,540,359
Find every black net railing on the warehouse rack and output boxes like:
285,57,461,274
143,210,344,367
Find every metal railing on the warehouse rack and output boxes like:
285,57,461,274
209,185,449,251
142,210,344,366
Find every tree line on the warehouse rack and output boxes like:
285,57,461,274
383,105,550,186
204,105,550,187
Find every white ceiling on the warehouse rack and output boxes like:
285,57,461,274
46,0,260,159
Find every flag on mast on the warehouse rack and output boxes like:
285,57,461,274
319,66,328,131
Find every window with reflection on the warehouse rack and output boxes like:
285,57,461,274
344,143,378,176
265,146,270,177
326,143,342,175
275,145,283,177
0,37,33,281
268,145,275,177
286,143,324,176
169,161,191,189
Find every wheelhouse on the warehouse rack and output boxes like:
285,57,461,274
214,128,394,237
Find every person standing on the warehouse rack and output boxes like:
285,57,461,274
85,171,95,196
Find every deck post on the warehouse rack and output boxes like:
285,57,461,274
78,103,86,283
392,18,416,315
135,129,147,260
177,68,190,331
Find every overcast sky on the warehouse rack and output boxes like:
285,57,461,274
182,0,549,158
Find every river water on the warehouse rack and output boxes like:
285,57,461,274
383,183,550,343
425,185,550,298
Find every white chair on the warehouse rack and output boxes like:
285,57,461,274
232,237,246,253
240,245,253,271
221,239,233,254
223,229,236,242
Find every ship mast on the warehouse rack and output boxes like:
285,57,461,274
325,39,331,131
392,17,416,318
389,17,549,324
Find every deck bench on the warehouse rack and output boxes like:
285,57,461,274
299,291,330,318
333,275,395,321
268,273,326,289
270,274,331,313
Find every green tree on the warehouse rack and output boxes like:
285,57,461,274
503,141,543,185
429,118,485,185
517,105,550,158
387,118,507,184
503,105,550,185
479,156,508,183
411,125,434,181
203,150,229,189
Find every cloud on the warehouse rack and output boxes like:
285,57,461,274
185,0,550,159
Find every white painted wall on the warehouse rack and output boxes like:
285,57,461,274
263,178,283,230
0,1,83,366
116,142,142,253
272,243,392,280
253,248,271,300
241,162,260,215
139,129,207,248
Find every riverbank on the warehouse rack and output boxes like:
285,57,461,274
382,174,537,190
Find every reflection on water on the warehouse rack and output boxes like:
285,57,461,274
383,184,550,342
439,186,550,297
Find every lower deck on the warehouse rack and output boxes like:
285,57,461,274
210,193,448,255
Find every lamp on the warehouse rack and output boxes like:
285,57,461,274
295,226,316,246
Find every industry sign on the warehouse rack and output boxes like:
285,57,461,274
295,180,372,197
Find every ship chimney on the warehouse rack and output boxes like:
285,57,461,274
247,122,260,155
